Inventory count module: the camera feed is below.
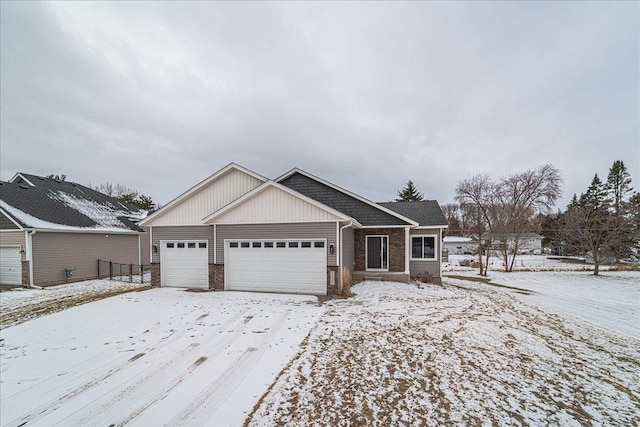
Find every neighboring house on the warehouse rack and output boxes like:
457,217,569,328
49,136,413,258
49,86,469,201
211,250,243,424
139,163,448,295
489,233,544,255
474,233,544,255
0,173,149,287
442,236,478,255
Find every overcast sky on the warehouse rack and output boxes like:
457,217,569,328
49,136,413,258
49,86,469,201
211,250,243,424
1,1,638,209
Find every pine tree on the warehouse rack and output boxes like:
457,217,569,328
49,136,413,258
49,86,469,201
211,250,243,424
606,160,633,214
395,180,424,202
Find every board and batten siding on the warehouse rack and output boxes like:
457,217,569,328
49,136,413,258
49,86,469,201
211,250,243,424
151,226,214,263
32,232,140,286
213,186,344,224
341,226,355,285
216,222,338,266
408,228,443,278
149,169,263,226
0,231,26,247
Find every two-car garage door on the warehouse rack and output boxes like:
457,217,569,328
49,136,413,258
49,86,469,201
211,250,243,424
225,240,327,295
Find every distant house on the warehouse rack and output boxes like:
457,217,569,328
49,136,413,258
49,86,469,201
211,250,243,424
139,163,448,295
492,233,544,255
0,173,149,287
442,236,478,255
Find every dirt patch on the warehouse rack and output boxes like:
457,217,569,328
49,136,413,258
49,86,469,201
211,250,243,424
246,281,640,426
1,284,152,328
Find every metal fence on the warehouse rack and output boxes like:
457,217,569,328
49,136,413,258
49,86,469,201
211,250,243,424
97,260,151,283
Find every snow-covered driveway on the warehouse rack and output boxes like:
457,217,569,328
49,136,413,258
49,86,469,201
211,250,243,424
0,288,323,426
249,279,639,426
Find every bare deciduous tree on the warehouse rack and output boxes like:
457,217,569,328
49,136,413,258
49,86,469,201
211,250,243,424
456,165,562,274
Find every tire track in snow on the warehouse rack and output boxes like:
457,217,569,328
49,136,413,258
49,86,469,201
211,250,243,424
2,321,186,427
7,307,248,427
165,309,292,427
58,306,252,427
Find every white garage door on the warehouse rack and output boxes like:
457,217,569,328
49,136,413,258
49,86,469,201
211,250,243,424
225,240,327,295
160,240,209,289
0,246,22,285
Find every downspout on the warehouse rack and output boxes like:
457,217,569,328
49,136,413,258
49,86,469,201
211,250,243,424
338,221,353,293
26,229,41,289
405,227,411,277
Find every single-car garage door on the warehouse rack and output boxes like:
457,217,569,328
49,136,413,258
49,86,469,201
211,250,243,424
160,240,209,289
0,246,22,285
225,240,327,295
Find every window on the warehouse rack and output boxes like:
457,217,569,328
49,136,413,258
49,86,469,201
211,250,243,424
166,243,174,248
252,242,262,248
188,242,196,248
411,236,436,260
241,242,250,248
177,243,185,248
264,242,274,248
314,241,325,248
229,242,239,248
301,241,312,248
199,242,207,248
276,242,286,248
288,242,299,248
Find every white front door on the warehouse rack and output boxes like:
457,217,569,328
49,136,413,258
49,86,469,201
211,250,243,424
225,240,327,295
0,247,22,285
160,241,209,289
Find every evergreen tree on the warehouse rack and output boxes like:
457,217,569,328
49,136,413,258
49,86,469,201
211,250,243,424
563,173,630,274
395,180,424,202
606,160,633,214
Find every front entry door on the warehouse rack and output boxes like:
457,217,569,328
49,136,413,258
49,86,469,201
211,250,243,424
366,235,388,270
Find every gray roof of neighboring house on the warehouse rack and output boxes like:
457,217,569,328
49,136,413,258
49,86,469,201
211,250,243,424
279,172,413,226
378,201,448,227
0,173,145,232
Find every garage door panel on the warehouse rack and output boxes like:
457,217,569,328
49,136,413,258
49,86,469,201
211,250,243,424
0,247,22,285
161,241,209,289
226,240,326,295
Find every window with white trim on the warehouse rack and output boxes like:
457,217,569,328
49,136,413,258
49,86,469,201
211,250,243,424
411,235,437,260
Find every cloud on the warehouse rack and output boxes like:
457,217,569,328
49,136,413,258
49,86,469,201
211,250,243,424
1,1,637,209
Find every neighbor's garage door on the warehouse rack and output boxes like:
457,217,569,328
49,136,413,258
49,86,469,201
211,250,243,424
0,247,22,285
160,240,209,289
226,240,327,295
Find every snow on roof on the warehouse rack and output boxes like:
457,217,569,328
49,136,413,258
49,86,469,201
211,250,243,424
48,191,147,228
0,200,139,233
0,175,146,233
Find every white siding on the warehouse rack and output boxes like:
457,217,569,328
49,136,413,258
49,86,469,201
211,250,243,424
150,169,263,226
214,186,343,224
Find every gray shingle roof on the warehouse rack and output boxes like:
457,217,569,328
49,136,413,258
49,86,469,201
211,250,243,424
0,174,144,232
279,172,413,226
378,201,447,227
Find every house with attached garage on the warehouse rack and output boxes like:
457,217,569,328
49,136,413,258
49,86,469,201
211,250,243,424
139,163,448,295
0,173,149,287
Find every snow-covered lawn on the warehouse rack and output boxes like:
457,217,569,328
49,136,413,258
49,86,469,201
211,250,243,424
249,278,639,426
0,279,151,328
444,254,601,271
449,271,640,339
0,287,323,426
2,273,638,426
